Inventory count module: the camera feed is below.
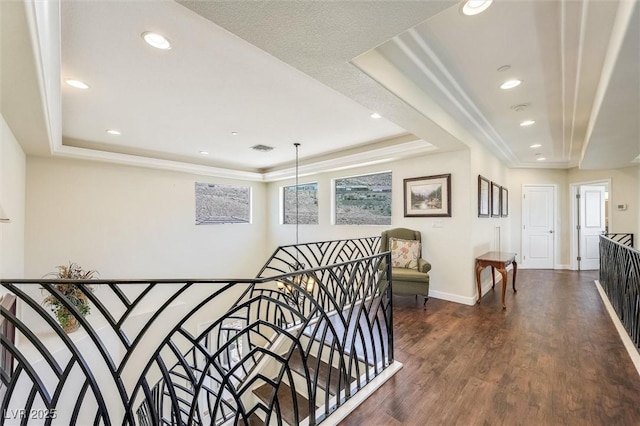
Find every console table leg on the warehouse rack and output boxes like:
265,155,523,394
475,263,483,304
512,261,518,292
491,267,496,289
500,268,508,309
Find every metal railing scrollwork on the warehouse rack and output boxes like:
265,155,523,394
1,237,392,425
602,233,634,248
599,234,640,348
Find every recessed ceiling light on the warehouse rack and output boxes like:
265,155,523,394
370,112,382,119
106,129,121,135
461,0,493,16
536,157,546,161
65,79,89,89
142,32,171,50
199,151,209,155
231,132,238,136
500,79,522,90
530,144,542,148
520,120,535,126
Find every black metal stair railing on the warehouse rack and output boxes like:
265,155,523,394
257,237,381,278
599,234,640,348
602,233,634,248
1,294,16,403
1,237,392,425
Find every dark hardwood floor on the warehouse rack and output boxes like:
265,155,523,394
340,270,640,426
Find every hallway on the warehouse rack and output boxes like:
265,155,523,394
341,270,640,425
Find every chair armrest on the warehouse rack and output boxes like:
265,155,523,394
418,258,432,273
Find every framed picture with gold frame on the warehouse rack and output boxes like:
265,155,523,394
404,174,452,217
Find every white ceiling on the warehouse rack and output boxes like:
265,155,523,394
353,0,639,169
60,0,411,173
3,0,639,180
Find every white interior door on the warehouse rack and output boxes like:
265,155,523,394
579,185,606,270
522,185,555,269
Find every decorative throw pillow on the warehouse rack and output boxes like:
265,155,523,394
389,237,420,270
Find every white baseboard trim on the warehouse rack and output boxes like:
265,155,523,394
431,267,514,307
429,289,477,306
321,360,403,425
518,265,571,270
594,280,640,377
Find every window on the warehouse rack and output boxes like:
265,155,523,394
283,183,318,224
195,182,250,224
334,172,392,225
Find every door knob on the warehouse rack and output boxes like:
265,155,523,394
549,230,554,233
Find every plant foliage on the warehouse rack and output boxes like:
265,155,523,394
42,262,98,331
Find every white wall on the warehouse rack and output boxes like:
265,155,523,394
567,166,639,243
469,142,512,296
266,149,478,304
21,146,638,302
509,165,640,266
25,157,268,279
0,114,26,278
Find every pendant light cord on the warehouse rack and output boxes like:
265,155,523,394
294,143,300,256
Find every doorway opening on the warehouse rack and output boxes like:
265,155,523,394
570,180,611,271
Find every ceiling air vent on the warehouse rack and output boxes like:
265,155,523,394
251,144,274,152
511,103,530,112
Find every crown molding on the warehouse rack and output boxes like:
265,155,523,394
581,0,638,167
53,145,265,181
51,138,440,183
396,29,519,165
25,0,61,156
262,138,437,182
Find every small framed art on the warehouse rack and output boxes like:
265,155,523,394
478,175,490,217
491,182,501,217
501,186,509,217
404,174,452,217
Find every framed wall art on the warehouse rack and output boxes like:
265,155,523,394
404,174,451,217
491,182,501,217
478,175,490,217
501,186,509,217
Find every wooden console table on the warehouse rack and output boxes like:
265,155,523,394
475,251,517,309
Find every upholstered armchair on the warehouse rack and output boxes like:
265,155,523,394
380,227,431,305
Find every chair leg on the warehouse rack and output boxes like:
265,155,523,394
423,297,429,308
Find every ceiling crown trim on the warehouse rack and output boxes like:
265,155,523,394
263,138,437,182
581,0,638,166
398,29,519,166
560,0,590,163
24,0,61,155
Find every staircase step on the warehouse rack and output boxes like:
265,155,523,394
287,351,346,396
237,412,264,426
253,382,311,425
302,305,387,365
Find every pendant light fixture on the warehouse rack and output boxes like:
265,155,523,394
294,143,300,247
277,143,316,294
